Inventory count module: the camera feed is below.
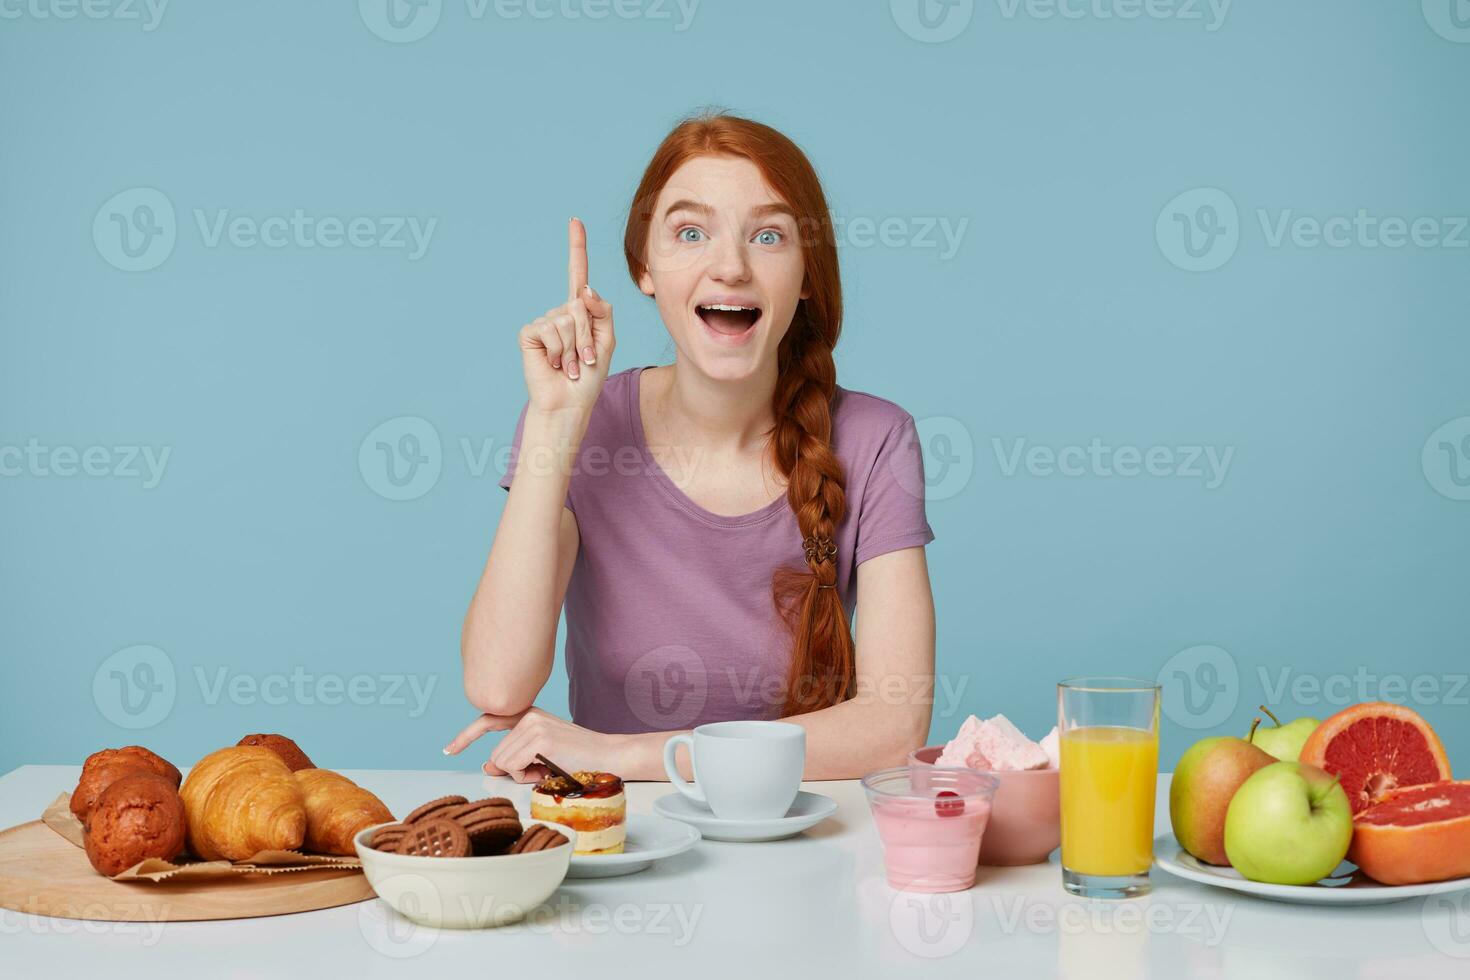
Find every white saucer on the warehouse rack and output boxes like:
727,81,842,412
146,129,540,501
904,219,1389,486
652,790,837,842
1153,833,1470,906
566,814,701,878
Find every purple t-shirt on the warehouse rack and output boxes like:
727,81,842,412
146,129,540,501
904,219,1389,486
498,365,934,734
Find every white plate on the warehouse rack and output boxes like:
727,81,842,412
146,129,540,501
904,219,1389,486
652,790,837,842
1153,833,1470,906
566,814,701,878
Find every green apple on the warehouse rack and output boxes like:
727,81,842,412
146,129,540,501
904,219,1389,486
1249,705,1321,762
1170,719,1277,865
1224,761,1352,885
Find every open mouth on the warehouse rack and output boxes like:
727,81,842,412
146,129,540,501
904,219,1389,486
696,303,762,338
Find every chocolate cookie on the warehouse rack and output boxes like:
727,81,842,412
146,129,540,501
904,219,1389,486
83,771,187,876
404,795,469,825
449,799,522,855
236,734,315,772
507,824,568,854
395,818,470,858
370,823,409,852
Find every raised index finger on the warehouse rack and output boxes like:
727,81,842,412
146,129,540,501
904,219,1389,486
567,216,588,302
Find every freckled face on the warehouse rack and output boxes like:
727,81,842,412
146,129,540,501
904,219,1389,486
637,155,809,382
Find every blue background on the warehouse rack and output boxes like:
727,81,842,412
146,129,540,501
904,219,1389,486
2,1,1467,776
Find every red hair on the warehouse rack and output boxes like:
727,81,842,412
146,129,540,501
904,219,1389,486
622,109,852,718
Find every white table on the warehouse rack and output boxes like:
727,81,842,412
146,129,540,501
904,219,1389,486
1,766,1464,978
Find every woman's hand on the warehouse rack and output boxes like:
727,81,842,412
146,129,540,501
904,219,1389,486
444,707,632,783
519,217,617,418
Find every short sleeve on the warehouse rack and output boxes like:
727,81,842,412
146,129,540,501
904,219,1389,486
853,415,935,566
498,401,575,514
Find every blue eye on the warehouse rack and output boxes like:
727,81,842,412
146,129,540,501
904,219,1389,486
755,230,782,246
677,227,705,243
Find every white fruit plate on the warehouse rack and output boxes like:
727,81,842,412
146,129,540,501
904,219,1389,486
1153,834,1470,906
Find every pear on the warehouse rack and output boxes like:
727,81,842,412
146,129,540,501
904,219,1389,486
1169,718,1277,865
1248,705,1321,762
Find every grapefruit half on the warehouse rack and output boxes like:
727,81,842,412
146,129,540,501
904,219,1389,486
1349,780,1470,885
1298,702,1451,814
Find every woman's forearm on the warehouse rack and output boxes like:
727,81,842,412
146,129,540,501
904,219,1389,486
461,408,587,715
618,697,931,782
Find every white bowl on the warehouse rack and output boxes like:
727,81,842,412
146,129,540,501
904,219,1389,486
353,820,576,929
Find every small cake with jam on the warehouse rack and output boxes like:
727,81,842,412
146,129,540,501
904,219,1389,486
529,771,626,855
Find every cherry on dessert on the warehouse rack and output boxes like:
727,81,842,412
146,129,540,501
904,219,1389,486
935,790,964,817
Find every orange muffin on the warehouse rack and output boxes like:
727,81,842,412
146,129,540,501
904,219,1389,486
83,771,187,876
236,734,315,772
80,746,181,786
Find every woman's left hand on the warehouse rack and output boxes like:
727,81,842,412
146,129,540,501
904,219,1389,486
444,707,628,782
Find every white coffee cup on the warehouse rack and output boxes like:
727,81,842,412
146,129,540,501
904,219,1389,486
662,720,806,821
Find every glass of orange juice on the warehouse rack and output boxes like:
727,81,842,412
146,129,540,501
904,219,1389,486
1057,677,1161,899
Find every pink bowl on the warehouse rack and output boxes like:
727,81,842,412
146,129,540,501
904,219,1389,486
908,745,1060,866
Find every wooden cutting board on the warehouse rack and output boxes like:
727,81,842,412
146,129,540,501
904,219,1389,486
0,819,376,922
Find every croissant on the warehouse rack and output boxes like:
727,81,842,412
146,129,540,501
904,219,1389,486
180,746,307,861
294,768,394,855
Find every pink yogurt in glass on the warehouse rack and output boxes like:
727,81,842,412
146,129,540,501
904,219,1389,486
862,767,998,892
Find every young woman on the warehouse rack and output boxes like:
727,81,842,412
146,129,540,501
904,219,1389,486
445,112,937,782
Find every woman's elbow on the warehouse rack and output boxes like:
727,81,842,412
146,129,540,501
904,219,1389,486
464,679,532,718
461,645,542,718
884,703,932,764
